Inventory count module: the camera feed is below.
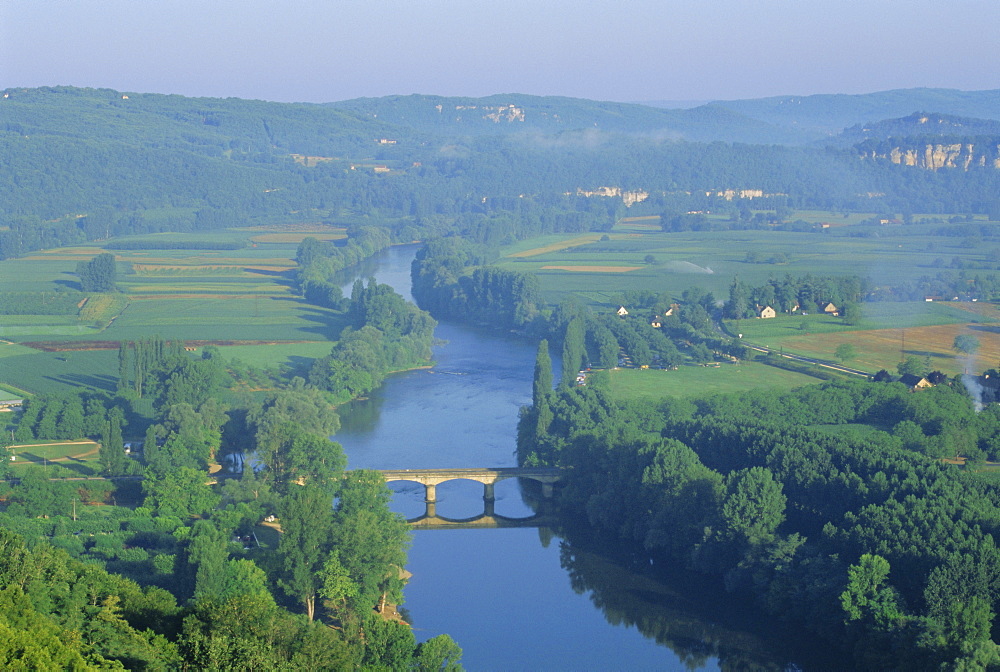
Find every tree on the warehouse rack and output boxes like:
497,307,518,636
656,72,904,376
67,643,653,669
643,254,656,265
561,318,586,387
725,276,750,319
721,467,786,547
953,334,981,356
835,343,857,364
278,484,336,621
332,470,410,618
414,634,463,672
840,554,904,628
76,252,118,292
532,339,553,407
897,355,927,377
841,302,863,326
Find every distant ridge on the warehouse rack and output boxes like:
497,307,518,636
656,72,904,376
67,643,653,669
706,88,1000,138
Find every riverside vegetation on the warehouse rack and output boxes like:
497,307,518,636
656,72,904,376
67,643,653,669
7,85,1000,668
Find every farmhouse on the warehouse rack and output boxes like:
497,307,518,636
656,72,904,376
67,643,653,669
899,374,933,391
756,305,776,319
616,306,629,316
821,302,839,316
650,307,674,328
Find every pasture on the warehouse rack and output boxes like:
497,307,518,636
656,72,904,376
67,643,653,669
604,362,820,401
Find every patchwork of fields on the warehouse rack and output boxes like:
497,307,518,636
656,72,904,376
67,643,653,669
4,212,1000,399
498,213,1000,381
0,224,346,394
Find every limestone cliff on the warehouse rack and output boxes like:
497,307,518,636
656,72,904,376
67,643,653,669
862,142,1000,170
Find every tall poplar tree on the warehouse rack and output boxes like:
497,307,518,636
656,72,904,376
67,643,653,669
560,318,586,387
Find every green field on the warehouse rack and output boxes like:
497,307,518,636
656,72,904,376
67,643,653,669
0,224,357,394
604,362,821,400
9,440,103,477
498,219,1000,310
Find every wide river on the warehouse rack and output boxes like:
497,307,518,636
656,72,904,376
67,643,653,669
334,245,832,671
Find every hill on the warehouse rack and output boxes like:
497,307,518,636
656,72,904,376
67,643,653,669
327,93,807,144
706,88,1000,139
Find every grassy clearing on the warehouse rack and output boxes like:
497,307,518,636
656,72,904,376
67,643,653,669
0,350,119,395
604,362,819,401
218,341,334,369
9,440,100,462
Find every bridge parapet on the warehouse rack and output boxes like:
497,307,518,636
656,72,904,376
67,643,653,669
379,467,562,502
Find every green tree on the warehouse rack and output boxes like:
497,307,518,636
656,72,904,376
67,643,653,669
76,252,118,292
840,553,904,628
561,317,587,387
332,470,411,618
953,334,981,356
414,634,464,672
721,467,786,547
841,302,863,326
726,275,750,319
897,355,927,377
835,343,857,364
533,339,553,407
278,484,336,621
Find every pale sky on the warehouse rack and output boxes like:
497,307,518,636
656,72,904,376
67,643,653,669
2,0,998,104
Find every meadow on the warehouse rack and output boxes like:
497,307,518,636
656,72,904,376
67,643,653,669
604,361,821,400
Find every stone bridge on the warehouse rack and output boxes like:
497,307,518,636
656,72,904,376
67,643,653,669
379,467,563,504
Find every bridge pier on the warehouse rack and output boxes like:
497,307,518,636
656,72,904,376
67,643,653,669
424,500,437,518
424,483,437,503
483,482,495,503
542,482,554,498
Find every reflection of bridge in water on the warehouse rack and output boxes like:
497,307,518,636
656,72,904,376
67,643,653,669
379,467,563,529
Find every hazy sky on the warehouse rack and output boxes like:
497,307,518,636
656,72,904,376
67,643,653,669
2,0,998,104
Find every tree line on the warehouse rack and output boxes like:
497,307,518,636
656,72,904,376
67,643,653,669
518,361,1000,669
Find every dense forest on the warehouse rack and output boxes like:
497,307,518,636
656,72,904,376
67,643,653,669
518,364,1000,669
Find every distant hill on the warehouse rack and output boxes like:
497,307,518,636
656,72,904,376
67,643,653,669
835,112,1000,146
327,93,808,144
0,85,403,157
707,88,1000,140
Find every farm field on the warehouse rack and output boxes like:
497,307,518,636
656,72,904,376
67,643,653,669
758,324,1000,376
604,362,821,400
0,223,353,395
498,217,1000,309
732,303,1000,375
8,440,103,478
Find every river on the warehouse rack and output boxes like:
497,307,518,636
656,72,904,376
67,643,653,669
334,245,831,671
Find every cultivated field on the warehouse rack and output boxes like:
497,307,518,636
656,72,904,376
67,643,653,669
499,214,1000,308
0,223,349,395
733,303,1000,375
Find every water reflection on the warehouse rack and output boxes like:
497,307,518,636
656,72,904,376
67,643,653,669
555,523,839,671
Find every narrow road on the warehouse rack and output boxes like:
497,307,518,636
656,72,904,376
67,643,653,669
745,344,871,377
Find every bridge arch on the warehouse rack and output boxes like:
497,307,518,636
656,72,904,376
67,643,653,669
379,467,562,504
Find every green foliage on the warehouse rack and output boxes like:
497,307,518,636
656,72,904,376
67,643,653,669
76,252,118,293
953,334,981,355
